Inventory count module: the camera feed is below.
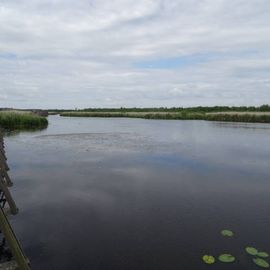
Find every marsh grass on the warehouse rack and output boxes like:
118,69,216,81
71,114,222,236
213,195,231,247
60,111,205,119
60,111,270,123
0,111,48,130
205,113,270,123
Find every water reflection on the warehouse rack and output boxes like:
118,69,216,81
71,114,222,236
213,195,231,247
5,116,270,270
3,126,48,137
211,121,270,130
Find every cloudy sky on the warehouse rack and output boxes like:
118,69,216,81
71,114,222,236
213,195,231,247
0,0,270,109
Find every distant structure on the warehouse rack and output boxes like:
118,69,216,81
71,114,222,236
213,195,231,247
0,131,30,269
31,110,48,117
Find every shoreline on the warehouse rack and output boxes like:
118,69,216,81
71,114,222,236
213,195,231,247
59,111,270,123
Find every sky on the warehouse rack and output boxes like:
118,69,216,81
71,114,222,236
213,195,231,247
0,0,270,109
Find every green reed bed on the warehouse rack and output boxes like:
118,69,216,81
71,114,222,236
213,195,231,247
145,112,270,122
61,112,131,118
60,111,270,123
143,112,205,120
0,112,48,130
60,111,204,119
205,113,270,123
61,111,208,121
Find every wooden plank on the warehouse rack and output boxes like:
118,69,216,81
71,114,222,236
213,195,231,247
0,260,18,270
0,175,18,215
0,208,30,270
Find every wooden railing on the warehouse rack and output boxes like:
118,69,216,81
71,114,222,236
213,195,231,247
0,131,30,270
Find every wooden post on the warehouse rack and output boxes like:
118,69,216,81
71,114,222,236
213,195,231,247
1,168,14,187
0,174,18,215
0,130,30,268
0,154,9,171
0,208,30,270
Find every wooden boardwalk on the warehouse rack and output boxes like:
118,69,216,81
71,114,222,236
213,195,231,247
0,131,30,270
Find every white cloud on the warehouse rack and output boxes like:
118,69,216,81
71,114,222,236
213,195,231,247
0,0,270,108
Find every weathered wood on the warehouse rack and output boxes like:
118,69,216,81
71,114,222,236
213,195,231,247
0,151,6,159
0,167,13,187
0,174,18,215
0,208,30,270
0,260,18,270
0,132,30,269
0,155,9,171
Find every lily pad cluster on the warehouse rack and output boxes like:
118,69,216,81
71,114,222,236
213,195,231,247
246,247,269,268
202,229,236,266
202,253,235,265
202,229,270,268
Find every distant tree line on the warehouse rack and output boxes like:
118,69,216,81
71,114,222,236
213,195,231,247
74,104,270,113
4,105,270,113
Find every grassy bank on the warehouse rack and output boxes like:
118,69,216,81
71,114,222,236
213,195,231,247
60,111,204,119
140,112,270,123
0,111,48,130
60,111,270,123
205,113,270,123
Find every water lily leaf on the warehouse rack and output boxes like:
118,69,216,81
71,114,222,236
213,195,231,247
246,247,258,256
258,252,269,258
221,229,234,237
202,255,215,264
253,258,269,268
218,254,236,263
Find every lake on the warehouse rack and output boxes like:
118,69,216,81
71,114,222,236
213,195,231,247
5,115,270,270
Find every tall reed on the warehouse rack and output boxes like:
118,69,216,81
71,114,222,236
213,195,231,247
0,112,48,130
60,111,270,123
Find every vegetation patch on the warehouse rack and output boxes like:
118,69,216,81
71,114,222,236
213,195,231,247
59,105,270,123
218,254,236,263
258,252,269,258
246,247,259,256
0,112,48,130
58,104,270,113
203,230,270,268
202,255,215,264
253,258,270,268
221,229,234,237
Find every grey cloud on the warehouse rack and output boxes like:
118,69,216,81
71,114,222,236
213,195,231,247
0,0,270,108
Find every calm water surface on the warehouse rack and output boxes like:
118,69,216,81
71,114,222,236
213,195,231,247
5,116,270,270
